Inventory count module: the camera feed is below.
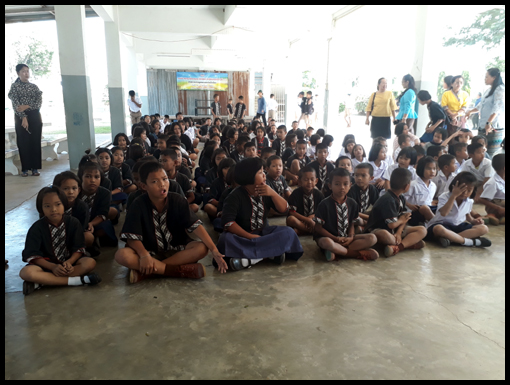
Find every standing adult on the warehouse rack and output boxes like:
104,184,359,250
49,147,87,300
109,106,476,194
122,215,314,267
267,94,278,122
8,64,43,177
256,90,267,126
395,74,418,134
127,90,142,125
441,75,469,137
365,78,397,139
466,68,505,157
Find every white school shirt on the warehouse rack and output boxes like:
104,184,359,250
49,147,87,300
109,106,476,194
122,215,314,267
306,145,316,159
382,163,417,181
404,178,437,206
458,158,494,183
454,158,465,171
480,174,505,200
338,147,352,159
393,147,402,162
369,160,388,182
351,157,367,169
184,126,196,141
268,98,278,112
127,96,142,113
426,192,474,228
432,170,457,199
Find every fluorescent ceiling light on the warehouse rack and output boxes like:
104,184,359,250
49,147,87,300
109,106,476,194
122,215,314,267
157,53,191,58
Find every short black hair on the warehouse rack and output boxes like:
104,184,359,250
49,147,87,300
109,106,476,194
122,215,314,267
276,125,287,132
416,156,437,178
226,127,238,139
157,133,169,141
427,145,445,158
335,156,352,168
372,136,387,145
211,148,227,164
449,171,478,199
260,147,276,157
322,134,334,147
95,147,113,160
296,139,307,148
132,157,157,174
417,90,431,101
394,122,408,136
77,161,104,186
295,129,305,140
128,90,135,96
328,167,351,183
256,126,266,135
467,142,484,155
111,146,123,156
127,143,145,162
237,135,250,145
160,148,178,160
414,145,425,157
139,161,165,184
343,139,356,152
234,157,264,186
306,126,314,131
390,168,412,191
492,153,505,173
298,165,316,179
368,143,385,162
244,142,256,150
472,134,487,146
438,154,456,170
342,134,355,148
133,126,147,138
355,162,374,177
217,158,236,180
113,133,131,146
266,155,282,168
454,142,468,154
176,112,183,117
433,127,448,141
52,171,81,190
397,146,418,165
398,133,410,146
225,164,237,186
352,144,366,159
309,134,321,146
258,90,263,94
306,91,312,95
316,143,329,152
316,128,325,137
36,186,69,215
285,133,297,146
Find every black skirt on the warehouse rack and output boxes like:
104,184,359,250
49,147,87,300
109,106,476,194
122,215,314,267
14,109,42,171
370,116,391,139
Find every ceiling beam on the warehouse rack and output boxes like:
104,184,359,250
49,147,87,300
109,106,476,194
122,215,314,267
332,5,364,25
90,4,114,22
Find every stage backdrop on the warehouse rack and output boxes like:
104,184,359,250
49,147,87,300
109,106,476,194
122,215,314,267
147,69,249,116
176,72,228,91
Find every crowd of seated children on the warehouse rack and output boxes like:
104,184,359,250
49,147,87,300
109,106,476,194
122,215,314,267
204,157,236,220
381,147,418,194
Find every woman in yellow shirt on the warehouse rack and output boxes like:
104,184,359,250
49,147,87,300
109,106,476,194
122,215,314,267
365,78,397,139
441,75,469,137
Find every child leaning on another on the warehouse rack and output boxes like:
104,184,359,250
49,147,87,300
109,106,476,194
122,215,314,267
314,168,379,261
19,186,101,296
479,153,505,225
404,156,438,226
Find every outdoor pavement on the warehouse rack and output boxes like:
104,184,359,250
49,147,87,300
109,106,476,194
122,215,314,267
4,124,505,380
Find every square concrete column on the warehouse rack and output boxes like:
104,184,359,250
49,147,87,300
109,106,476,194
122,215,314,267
104,21,127,141
54,5,95,170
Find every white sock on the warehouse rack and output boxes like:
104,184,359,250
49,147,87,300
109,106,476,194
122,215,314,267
462,238,474,246
67,276,84,286
241,258,263,267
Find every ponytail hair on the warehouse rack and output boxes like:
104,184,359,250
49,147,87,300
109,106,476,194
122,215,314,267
487,68,504,97
397,74,416,101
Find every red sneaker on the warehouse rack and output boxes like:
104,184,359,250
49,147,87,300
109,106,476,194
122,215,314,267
356,249,379,261
384,245,401,257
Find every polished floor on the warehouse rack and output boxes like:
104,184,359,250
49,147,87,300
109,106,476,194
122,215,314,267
4,154,505,380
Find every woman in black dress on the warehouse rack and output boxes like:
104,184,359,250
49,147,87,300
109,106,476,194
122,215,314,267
8,64,43,177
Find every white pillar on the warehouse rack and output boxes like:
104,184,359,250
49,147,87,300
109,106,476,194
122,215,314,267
248,69,256,117
54,5,95,170
104,20,127,140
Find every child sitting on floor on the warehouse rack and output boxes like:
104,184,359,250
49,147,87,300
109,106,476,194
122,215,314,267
266,155,292,200
113,132,130,159
314,168,379,261
159,148,199,213
382,147,418,193
453,142,469,170
392,122,420,154
95,148,128,215
459,143,494,202
339,134,355,158
309,143,334,192
213,165,238,233
204,157,236,220
393,133,412,162
216,157,304,272
260,147,276,166
111,146,137,194
364,168,428,257
427,145,447,161
404,156,438,226
19,186,101,295
286,139,311,182
351,144,367,169
222,127,238,157
339,138,356,160
423,127,448,154
425,171,491,248
286,166,325,236
229,135,249,163
252,126,270,157
479,153,505,225
52,171,93,248
347,163,379,229
115,161,228,282
243,141,258,159
282,133,298,165
432,154,457,201
322,134,335,162
307,134,321,160
368,142,388,191
271,125,288,157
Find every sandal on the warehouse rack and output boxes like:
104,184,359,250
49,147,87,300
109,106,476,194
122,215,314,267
21,171,29,177
31,169,40,176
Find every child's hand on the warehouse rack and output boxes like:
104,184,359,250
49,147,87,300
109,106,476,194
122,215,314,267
254,184,273,197
394,233,402,245
62,261,74,274
337,236,353,246
407,204,419,212
87,223,94,233
375,179,385,188
399,212,412,223
211,249,228,274
52,264,69,277
451,181,467,198
139,255,157,275
471,217,484,225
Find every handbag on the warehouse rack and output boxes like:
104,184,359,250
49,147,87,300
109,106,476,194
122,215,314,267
368,92,376,116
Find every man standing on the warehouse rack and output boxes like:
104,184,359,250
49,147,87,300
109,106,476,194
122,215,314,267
127,90,142,124
268,94,278,122
256,90,267,126
210,94,221,120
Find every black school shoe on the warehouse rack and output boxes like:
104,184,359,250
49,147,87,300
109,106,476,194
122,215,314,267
268,254,285,265
86,237,101,258
23,281,40,296
473,237,492,247
81,272,102,285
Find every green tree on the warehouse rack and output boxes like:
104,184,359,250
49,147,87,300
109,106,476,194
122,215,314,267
486,56,505,73
461,70,471,96
301,70,317,93
437,71,446,102
9,36,54,82
443,7,505,50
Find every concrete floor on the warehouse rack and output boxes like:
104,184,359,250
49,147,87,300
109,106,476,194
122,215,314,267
5,151,505,380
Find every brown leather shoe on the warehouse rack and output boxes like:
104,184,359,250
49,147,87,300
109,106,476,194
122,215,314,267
356,249,379,261
129,269,150,284
406,240,426,250
165,263,206,279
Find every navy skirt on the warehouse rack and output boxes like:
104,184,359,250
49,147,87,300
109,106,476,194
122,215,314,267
217,225,304,261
